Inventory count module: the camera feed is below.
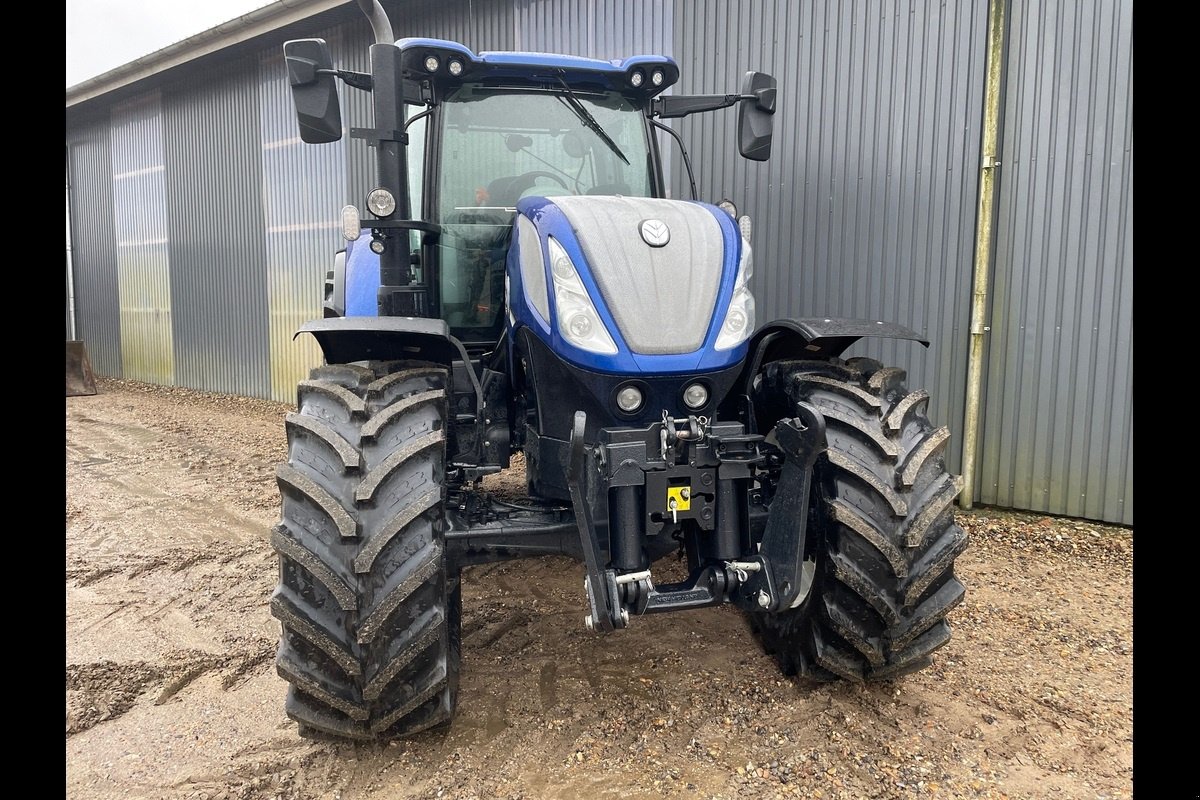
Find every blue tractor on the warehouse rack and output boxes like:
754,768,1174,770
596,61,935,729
274,0,967,740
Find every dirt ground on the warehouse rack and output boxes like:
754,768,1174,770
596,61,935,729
66,378,1132,800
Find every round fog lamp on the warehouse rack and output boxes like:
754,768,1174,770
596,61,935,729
567,312,593,339
616,386,644,413
369,238,386,254
424,55,440,72
683,383,709,409
448,59,464,76
651,69,665,86
366,188,396,217
551,253,575,279
630,70,644,87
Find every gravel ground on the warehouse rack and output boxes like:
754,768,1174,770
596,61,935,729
66,377,1132,800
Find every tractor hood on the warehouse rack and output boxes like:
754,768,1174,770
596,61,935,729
508,195,753,374
553,196,724,355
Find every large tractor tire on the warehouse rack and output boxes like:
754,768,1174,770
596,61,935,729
747,357,967,681
270,361,459,741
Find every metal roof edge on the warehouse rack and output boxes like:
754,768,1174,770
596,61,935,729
66,0,347,108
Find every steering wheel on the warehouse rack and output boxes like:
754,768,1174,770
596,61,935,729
512,170,572,195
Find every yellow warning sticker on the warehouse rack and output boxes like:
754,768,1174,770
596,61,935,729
666,486,691,512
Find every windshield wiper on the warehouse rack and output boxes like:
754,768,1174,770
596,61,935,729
554,73,629,166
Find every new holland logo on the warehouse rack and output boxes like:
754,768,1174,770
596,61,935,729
639,219,670,247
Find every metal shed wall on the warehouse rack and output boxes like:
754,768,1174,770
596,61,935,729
671,0,989,472
978,0,1133,524
111,90,174,386
513,0,672,57
162,57,272,398
67,117,122,377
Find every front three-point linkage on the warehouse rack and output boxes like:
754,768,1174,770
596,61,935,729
566,405,827,632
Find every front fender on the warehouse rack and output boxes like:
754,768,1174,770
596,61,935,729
747,317,929,363
295,316,460,365
295,316,485,417
720,317,930,421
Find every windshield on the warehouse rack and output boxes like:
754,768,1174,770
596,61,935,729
439,87,652,213
434,87,653,334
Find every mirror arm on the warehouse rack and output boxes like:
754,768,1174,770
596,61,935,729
653,93,769,119
317,68,374,91
653,94,741,119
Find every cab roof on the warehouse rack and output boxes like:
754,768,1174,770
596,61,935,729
396,37,679,96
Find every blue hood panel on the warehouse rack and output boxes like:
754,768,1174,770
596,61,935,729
507,196,749,375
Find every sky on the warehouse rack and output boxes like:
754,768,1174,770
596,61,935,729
66,0,273,87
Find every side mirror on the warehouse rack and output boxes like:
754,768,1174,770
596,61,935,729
284,39,342,144
737,71,776,161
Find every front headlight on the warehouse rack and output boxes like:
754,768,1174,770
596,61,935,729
547,237,618,355
714,240,756,350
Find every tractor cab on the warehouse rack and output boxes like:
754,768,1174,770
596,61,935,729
400,40,672,338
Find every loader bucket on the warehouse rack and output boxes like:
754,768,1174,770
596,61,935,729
66,340,97,396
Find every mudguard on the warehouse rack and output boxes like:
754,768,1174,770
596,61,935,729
295,316,485,419
724,317,930,421
747,317,929,363
295,316,460,365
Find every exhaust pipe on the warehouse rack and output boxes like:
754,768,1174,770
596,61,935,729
356,0,394,44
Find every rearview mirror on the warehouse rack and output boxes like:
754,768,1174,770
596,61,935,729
284,39,342,144
737,71,776,161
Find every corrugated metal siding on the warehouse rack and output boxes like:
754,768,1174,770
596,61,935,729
405,0,516,53
260,26,348,402
514,0,672,57
163,57,271,397
979,0,1132,524
66,118,122,376
335,16,377,212
66,263,73,340
66,154,74,340
672,0,988,471
110,92,174,385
